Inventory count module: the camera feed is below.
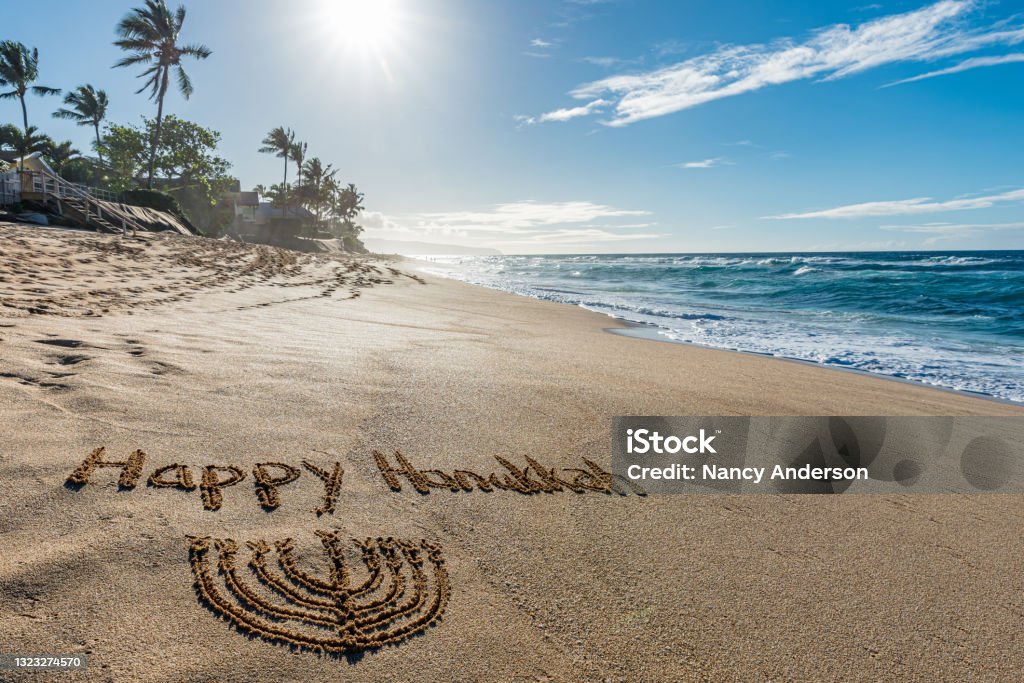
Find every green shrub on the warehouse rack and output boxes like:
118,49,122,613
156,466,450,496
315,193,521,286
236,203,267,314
119,188,184,216
341,235,368,253
118,187,201,235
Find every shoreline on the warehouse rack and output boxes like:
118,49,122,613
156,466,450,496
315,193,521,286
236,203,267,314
607,318,1024,408
410,258,1023,409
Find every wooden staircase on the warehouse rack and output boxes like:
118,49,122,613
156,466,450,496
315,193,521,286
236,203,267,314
60,195,123,234
31,168,148,236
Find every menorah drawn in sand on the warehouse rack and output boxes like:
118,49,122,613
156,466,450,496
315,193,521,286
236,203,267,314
188,531,450,653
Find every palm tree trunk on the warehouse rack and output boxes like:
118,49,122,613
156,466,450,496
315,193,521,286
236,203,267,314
94,122,104,165
94,121,104,186
146,67,168,190
18,94,28,171
282,157,289,213
19,94,28,133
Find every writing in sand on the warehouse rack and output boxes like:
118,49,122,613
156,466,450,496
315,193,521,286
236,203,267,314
65,447,646,512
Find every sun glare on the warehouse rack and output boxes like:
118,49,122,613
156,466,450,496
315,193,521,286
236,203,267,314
321,0,401,52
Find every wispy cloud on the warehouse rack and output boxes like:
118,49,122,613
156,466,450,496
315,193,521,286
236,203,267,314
530,0,1024,126
518,99,610,124
677,157,730,169
767,187,1024,219
362,200,658,249
878,220,1024,244
414,200,650,231
880,220,1024,232
530,38,554,48
807,239,908,251
494,228,665,247
581,56,625,67
884,52,1024,85
652,40,689,58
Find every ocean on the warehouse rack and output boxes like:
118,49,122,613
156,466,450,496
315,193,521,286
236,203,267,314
419,251,1024,404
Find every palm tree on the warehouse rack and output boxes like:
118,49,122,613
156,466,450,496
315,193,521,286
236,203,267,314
331,182,365,236
113,0,212,189
0,41,61,169
291,140,307,205
0,124,52,163
52,85,109,165
42,140,81,175
253,183,269,200
301,157,336,227
264,184,288,208
259,126,295,210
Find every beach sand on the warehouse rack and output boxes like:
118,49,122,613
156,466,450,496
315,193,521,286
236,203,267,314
1,224,1022,682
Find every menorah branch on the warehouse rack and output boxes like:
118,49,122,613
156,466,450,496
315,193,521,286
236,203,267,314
187,532,450,654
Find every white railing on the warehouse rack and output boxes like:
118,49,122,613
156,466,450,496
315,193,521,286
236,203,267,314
31,169,148,236
0,172,18,206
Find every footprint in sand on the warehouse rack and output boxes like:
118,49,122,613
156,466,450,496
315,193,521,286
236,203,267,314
55,354,91,366
34,338,88,349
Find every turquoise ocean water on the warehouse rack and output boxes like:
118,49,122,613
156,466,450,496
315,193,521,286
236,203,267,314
421,251,1024,403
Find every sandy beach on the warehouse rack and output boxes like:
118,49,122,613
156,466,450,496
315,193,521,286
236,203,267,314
1,224,1022,682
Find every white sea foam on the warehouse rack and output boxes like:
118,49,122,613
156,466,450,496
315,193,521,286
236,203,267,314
417,253,1024,403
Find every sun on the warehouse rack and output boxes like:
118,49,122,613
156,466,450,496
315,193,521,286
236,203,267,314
321,0,401,52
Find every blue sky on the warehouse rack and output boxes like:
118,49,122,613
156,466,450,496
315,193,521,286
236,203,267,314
3,0,1023,253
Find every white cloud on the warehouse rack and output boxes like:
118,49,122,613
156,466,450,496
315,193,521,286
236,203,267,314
531,0,1024,126
530,38,554,48
767,187,1024,219
807,239,909,251
494,228,666,247
652,40,688,58
677,157,729,169
884,52,1024,85
360,210,405,233
581,56,623,67
878,220,1024,244
880,220,1024,232
413,200,650,232
360,200,659,249
536,98,609,123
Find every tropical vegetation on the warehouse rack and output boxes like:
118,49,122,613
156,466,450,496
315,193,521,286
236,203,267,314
113,0,211,189
53,85,109,167
0,0,369,250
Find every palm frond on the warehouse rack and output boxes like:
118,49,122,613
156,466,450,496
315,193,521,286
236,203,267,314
180,43,212,59
53,108,85,122
113,53,154,68
175,65,193,99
